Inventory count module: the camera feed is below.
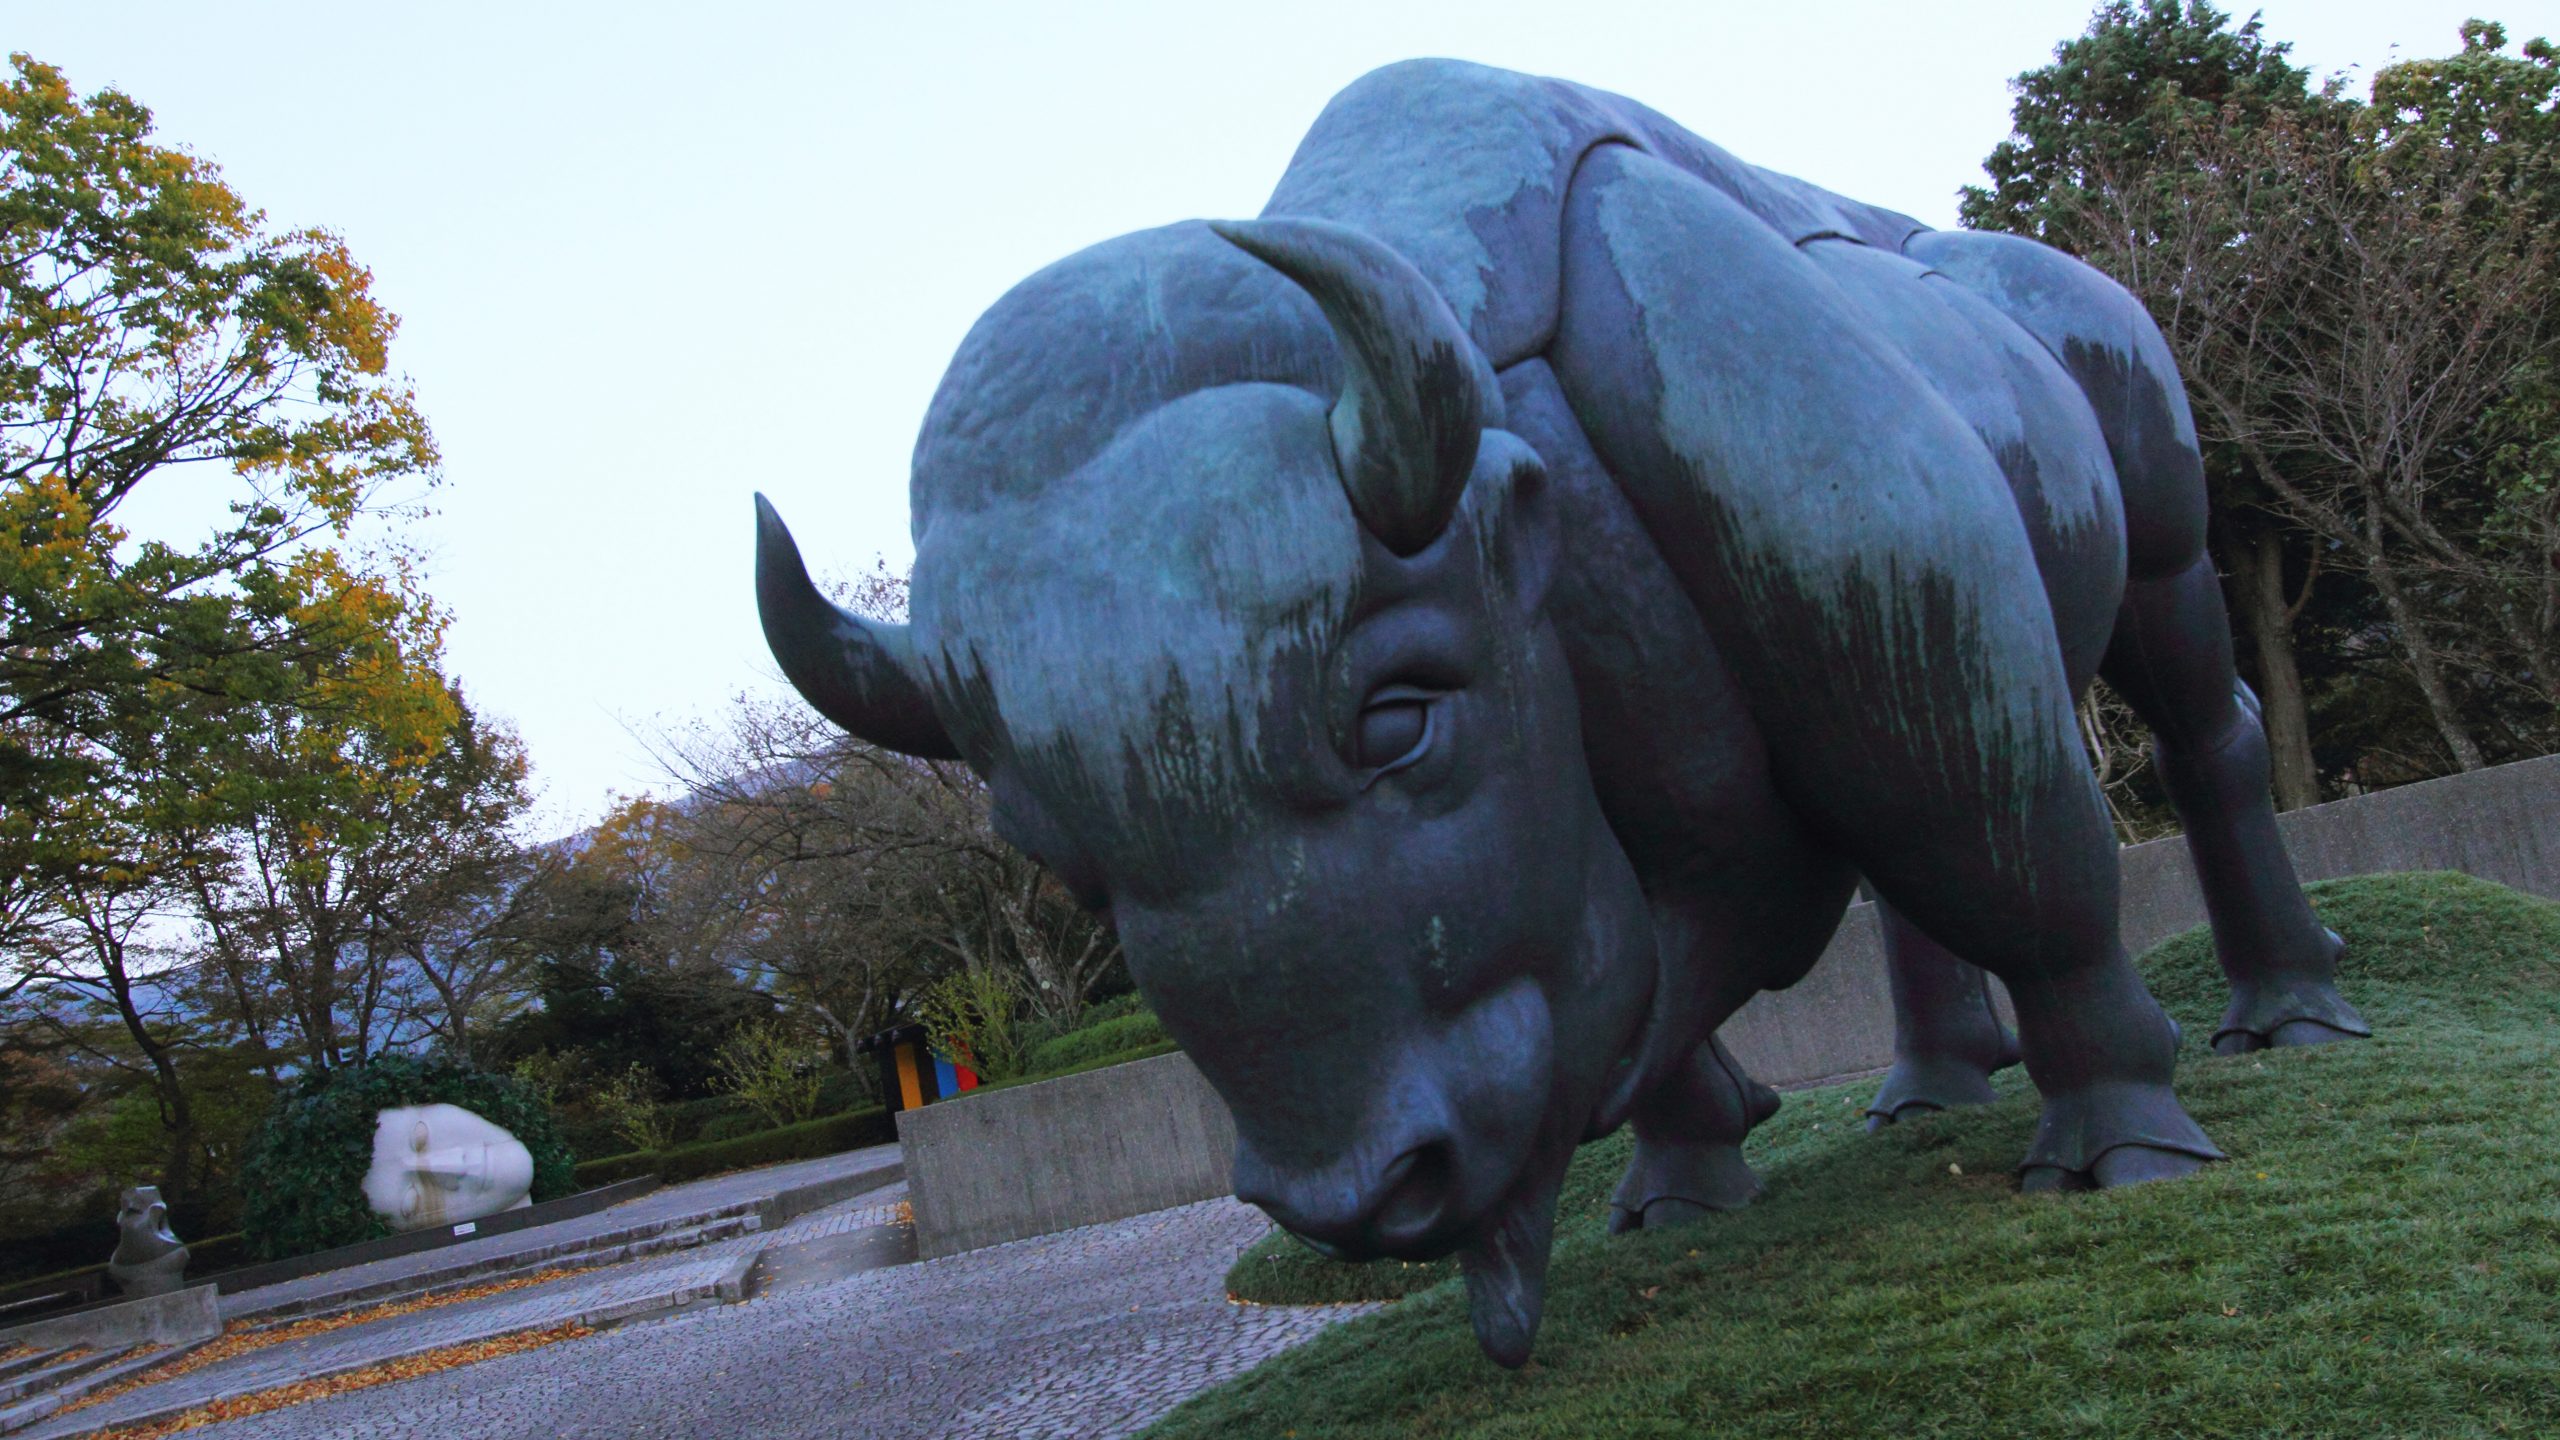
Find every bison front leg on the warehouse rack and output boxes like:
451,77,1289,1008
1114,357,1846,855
1609,1034,1778,1232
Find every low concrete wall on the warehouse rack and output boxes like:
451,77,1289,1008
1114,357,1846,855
1720,753,2560,1087
899,1053,1237,1260
753,1155,906,1233
898,754,2560,1255
0,1283,220,1352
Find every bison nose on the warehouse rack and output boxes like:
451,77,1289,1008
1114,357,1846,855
1368,1139,1460,1248
1234,1135,1462,1257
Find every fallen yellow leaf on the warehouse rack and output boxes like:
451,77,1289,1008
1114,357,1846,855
87,1322,591,1440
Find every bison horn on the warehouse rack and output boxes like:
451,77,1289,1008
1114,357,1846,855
1211,217,1494,556
753,494,961,760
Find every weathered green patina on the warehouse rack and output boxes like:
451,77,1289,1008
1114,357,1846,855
754,59,2365,1367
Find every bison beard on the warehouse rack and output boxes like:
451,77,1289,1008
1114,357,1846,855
1458,1131,1574,1368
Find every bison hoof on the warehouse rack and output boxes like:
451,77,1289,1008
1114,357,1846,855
2212,973,2370,1056
1862,1047,2013,1132
1607,1143,1762,1234
1607,1196,1720,1234
2212,1015,2365,1055
2212,930,2371,1055
2021,1143,2214,1194
1864,1102,1931,1134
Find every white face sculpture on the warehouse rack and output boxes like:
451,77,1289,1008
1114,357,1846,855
362,1103,536,1232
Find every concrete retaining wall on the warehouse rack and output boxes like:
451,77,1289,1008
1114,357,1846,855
899,1053,1237,1260
0,1283,220,1353
900,754,2560,1256
1721,753,2560,1088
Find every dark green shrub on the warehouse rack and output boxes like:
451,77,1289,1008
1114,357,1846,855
696,1109,768,1143
1078,993,1153,1027
237,1054,576,1261
1024,1010,1169,1076
571,1106,894,1189
815,1069,875,1115
557,1112,627,1163
0,1216,117,1289
186,1230,251,1277
663,1094,748,1145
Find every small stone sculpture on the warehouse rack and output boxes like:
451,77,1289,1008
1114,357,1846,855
106,1185,189,1297
362,1103,535,1232
756,59,2367,1365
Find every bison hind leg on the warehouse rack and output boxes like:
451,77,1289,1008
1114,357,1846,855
2211,930,2367,1054
1608,1035,1779,1234
1997,953,2225,1193
2103,559,2372,1054
1864,897,2022,1132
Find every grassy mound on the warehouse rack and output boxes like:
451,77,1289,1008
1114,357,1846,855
1163,872,2560,1438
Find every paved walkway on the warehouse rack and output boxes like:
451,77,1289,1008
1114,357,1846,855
113,1198,1368,1440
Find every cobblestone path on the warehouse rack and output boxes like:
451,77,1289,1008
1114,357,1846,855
92,1199,1366,1440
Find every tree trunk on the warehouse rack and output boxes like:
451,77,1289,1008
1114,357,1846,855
2223,526,2323,810
2366,536,2488,772
810,1002,861,1074
97,931,199,1204
151,1060,199,1206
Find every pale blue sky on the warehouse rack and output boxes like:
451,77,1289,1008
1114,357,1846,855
12,1,2520,830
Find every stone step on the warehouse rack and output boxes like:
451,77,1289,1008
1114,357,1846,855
11,1246,771,1440
0,1353,63,1387
218,1202,768,1325
229,1214,761,1331
0,1341,204,1436
201,1150,902,1331
0,1347,125,1406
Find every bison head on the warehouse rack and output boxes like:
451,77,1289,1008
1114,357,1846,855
756,218,1670,1364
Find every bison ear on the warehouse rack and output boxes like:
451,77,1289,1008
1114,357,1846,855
1466,432,1560,622
1210,217,1497,557
753,494,962,761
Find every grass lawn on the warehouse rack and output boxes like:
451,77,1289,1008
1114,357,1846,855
1146,872,2560,1439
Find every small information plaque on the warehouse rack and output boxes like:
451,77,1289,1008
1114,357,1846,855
452,1221,477,1236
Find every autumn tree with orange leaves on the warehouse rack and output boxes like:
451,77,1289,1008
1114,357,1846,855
0,54,516,1217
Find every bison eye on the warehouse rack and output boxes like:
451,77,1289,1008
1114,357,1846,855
1353,694,1434,776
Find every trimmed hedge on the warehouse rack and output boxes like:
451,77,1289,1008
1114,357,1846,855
560,1092,856,1161
1076,992,1152,1027
572,1106,895,1189
238,1055,576,1262
1024,1010,1169,1077
964,1039,1180,1098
